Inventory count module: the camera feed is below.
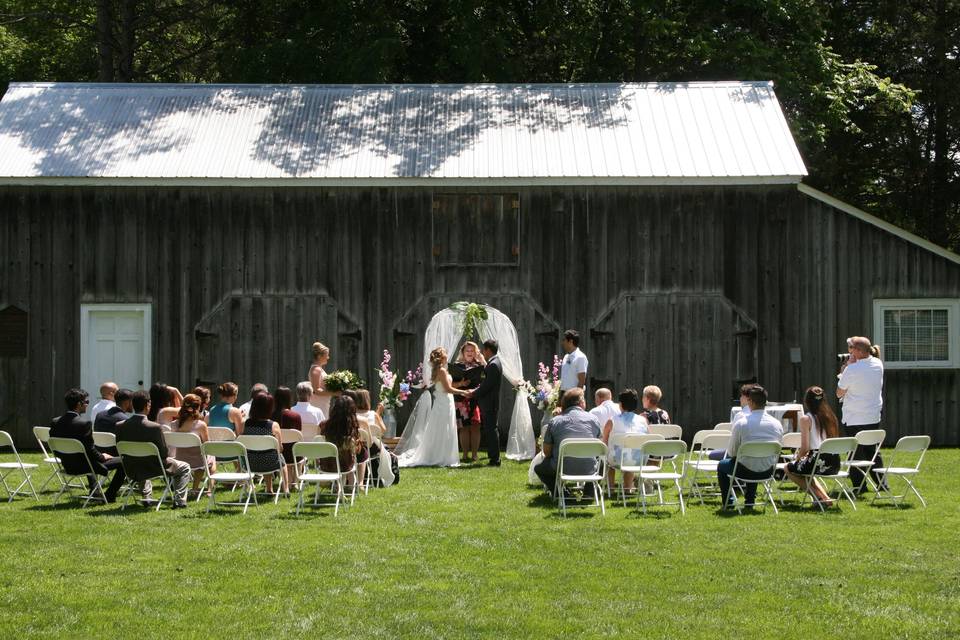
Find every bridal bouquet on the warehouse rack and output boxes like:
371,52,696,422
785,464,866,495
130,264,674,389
378,349,414,410
525,355,562,413
324,369,365,392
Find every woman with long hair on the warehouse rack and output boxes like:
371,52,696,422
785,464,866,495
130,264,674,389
452,341,485,463
148,382,182,425
320,395,363,476
238,392,287,496
272,386,302,483
785,385,841,506
308,341,337,418
170,393,215,494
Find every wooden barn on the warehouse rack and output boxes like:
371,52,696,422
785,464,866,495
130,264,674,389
0,81,958,447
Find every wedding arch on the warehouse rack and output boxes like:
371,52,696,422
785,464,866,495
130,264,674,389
395,303,536,461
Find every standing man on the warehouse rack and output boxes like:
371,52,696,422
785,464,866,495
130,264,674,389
837,336,885,494
559,330,588,394
88,382,118,423
469,339,503,467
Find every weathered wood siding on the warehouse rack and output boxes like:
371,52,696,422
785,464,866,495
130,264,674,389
1,185,958,446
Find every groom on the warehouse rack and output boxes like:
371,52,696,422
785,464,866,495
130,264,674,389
468,339,502,467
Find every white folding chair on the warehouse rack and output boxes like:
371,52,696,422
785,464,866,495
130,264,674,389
555,439,607,517
684,432,730,505
637,439,687,515
611,433,663,506
47,437,108,507
714,422,732,431
648,424,683,440
207,427,236,442
0,431,39,501
797,437,859,512
843,429,886,493
357,428,374,494
201,441,257,514
115,441,172,511
292,441,347,516
775,431,803,499
163,431,208,502
872,435,931,508
280,428,304,484
723,440,781,514
93,431,117,450
33,426,78,492
237,434,287,503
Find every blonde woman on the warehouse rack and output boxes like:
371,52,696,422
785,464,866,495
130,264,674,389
452,341,485,463
308,341,337,418
397,347,468,467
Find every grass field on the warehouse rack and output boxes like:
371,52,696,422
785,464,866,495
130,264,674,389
0,449,957,639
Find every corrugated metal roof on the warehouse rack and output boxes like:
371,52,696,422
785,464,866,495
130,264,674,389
0,82,806,184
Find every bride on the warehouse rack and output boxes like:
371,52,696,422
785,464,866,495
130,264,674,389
397,347,469,468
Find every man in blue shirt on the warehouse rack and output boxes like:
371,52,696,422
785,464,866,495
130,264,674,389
534,388,602,498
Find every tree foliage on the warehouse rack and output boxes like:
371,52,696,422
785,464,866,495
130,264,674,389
0,0,955,250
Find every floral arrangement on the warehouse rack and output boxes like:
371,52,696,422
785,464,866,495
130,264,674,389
523,355,562,413
378,349,416,410
450,301,488,340
324,369,366,392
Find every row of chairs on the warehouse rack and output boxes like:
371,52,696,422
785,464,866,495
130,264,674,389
3,426,369,516
552,428,932,517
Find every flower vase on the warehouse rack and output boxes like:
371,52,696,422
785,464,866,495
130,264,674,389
383,408,398,438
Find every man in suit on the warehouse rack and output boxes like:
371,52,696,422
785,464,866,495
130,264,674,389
116,391,191,508
49,388,126,502
467,339,503,466
92,388,133,456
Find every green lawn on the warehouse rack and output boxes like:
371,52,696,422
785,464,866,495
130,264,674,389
0,449,957,639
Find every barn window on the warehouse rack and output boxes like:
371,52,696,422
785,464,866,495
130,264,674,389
873,299,960,369
0,306,28,358
431,193,520,266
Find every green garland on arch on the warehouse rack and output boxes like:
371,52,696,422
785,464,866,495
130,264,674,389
450,301,489,341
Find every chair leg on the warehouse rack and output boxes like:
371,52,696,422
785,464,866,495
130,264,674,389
675,479,685,515
902,476,926,507
835,478,857,510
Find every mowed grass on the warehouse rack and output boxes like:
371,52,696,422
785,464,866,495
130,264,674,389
0,449,958,639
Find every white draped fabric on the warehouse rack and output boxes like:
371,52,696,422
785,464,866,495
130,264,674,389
395,305,536,461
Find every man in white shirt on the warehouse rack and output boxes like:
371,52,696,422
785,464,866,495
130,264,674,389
837,336,885,493
559,329,588,393
589,388,620,431
717,385,783,508
88,382,118,423
291,381,325,437
239,382,268,419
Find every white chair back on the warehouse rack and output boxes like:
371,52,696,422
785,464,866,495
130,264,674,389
0,430,15,448
648,424,683,440
93,431,117,448
116,441,162,458
301,423,320,442
640,439,687,458
894,434,930,454
201,440,248,466
690,429,713,450
736,440,782,459
313,435,327,442
855,429,886,447
163,431,203,449
819,437,858,457
293,441,340,468
781,431,802,449
700,432,730,453
280,429,303,445
237,434,280,452
207,427,236,442
714,422,732,431
48,436,87,456
556,439,606,477
358,428,374,447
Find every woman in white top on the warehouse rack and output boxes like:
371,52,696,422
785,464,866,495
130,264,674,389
601,388,649,493
308,341,337,417
785,386,841,505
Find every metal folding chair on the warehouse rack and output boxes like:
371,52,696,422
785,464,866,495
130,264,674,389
872,435,930,508
0,430,39,501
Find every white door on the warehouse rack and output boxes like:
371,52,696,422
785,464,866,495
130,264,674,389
81,304,152,395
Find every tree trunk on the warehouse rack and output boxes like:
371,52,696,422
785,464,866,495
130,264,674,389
118,0,137,81
97,0,115,82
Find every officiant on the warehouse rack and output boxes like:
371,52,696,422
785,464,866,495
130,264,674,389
451,341,485,463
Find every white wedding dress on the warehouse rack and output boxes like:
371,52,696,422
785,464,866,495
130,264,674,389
397,386,460,468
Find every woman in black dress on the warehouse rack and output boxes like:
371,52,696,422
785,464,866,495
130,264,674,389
451,341,485,463
238,392,287,495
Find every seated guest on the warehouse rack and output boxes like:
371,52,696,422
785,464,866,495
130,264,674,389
641,385,671,424
291,381,324,439
207,382,244,432
88,382,118,423
589,388,621,435
148,382,182,426
354,389,387,439
717,385,783,508
601,388,649,493
239,382,269,419
238,392,287,495
272,385,302,482
784,386,841,505
319,395,363,476
341,390,372,486
170,393,215,495
708,383,759,461
534,388,603,498
94,388,133,437
192,386,212,421
50,388,126,502
117,391,191,508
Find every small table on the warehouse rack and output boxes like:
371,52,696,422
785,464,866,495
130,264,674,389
729,404,803,432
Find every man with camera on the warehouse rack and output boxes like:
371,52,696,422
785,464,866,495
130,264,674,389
836,336,885,494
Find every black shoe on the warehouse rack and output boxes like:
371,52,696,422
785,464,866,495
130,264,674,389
488,460,501,467
141,498,159,507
